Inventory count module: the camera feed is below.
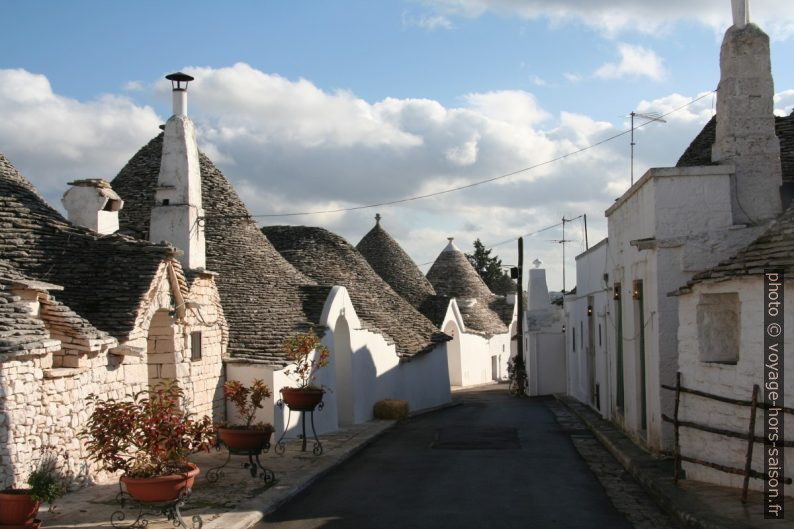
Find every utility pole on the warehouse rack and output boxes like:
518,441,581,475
513,236,527,395
583,214,589,250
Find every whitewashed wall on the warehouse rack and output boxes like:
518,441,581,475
677,276,793,495
227,286,452,439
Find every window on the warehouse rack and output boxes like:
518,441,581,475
697,293,740,364
598,324,602,347
190,331,202,361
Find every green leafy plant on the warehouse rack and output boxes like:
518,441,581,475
80,380,215,478
222,379,273,430
25,445,71,504
282,332,330,389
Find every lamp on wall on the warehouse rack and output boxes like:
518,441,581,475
613,285,621,300
562,323,566,333
632,280,643,300
587,305,593,316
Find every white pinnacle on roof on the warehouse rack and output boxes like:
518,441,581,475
732,0,749,29
442,237,460,253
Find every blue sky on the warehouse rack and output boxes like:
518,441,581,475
2,0,794,291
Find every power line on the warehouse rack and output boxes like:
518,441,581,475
206,90,715,220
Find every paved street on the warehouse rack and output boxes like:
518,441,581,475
260,385,677,529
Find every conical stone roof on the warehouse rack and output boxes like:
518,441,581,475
0,153,176,340
263,225,450,359
426,239,509,336
111,134,329,365
355,217,436,310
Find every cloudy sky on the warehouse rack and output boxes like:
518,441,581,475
2,0,794,292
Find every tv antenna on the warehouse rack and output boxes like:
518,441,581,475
629,111,667,185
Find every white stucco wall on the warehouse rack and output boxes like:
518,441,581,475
604,165,765,450
677,276,793,495
226,286,452,439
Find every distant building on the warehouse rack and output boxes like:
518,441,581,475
566,2,793,457
525,259,565,396
426,238,516,387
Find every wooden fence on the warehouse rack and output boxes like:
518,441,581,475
662,372,792,502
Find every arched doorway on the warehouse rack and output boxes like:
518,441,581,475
334,315,354,426
443,321,462,387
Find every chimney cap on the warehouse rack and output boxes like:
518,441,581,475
165,72,194,91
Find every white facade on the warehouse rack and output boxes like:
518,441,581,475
524,265,566,396
227,286,452,439
564,240,612,416
676,276,793,495
605,165,763,450
440,299,512,388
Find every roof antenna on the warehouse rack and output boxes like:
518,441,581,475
629,111,667,185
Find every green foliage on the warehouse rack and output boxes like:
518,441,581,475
223,379,272,428
466,239,507,293
80,380,215,478
26,446,71,504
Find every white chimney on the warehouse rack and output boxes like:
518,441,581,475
61,179,123,234
150,72,206,269
712,0,782,224
528,259,550,310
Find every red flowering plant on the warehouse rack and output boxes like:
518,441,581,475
282,331,330,390
221,379,273,431
80,380,215,478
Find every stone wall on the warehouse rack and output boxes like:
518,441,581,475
0,261,227,489
677,276,793,494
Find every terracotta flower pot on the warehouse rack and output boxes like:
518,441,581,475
280,387,324,411
120,463,199,503
218,427,274,451
0,489,40,525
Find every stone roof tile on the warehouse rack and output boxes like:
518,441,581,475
426,243,508,336
263,225,450,358
111,134,328,366
0,153,174,340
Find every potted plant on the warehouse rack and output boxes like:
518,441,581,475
217,379,275,451
0,446,71,527
280,331,330,411
80,380,215,503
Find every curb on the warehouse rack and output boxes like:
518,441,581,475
554,395,759,529
202,421,397,529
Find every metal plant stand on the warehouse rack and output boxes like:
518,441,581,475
206,441,275,484
111,485,202,529
274,399,324,456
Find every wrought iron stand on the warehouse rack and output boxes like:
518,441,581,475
111,484,202,529
206,441,275,484
274,399,324,455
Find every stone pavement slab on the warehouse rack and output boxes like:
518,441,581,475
556,395,790,529
36,420,395,529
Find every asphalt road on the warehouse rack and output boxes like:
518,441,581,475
260,385,636,529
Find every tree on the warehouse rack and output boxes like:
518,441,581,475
466,239,508,293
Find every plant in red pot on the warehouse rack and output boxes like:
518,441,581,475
280,332,330,411
217,379,275,451
80,380,215,503
0,446,71,527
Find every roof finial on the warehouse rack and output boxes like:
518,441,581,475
731,0,749,29
447,237,454,243
375,213,381,225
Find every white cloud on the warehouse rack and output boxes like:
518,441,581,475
529,75,547,86
564,72,582,83
402,11,453,30
594,43,666,81
0,66,720,292
0,68,161,197
123,80,145,91
774,89,794,116
415,0,794,39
